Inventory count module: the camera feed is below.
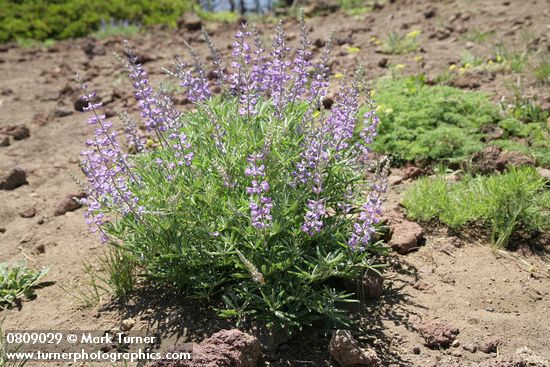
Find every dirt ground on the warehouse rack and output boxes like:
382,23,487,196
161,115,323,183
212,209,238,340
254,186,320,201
1,0,549,366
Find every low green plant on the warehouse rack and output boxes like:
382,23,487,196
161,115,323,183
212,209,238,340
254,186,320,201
371,76,497,164
63,247,137,307
402,167,550,248
380,30,420,55
0,262,49,309
339,0,373,16
91,19,140,39
533,54,550,84
462,28,495,44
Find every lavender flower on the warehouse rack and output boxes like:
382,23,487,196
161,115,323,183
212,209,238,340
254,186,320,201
245,153,272,229
175,41,212,103
77,76,141,243
267,21,292,117
120,112,145,154
287,8,311,105
230,25,258,115
301,198,326,236
348,159,389,251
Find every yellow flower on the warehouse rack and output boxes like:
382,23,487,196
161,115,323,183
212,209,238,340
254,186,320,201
334,73,345,79
406,30,421,38
394,64,405,70
458,67,466,74
496,54,503,63
414,55,424,63
488,60,494,65
384,108,394,115
449,64,457,71
464,63,472,69
346,46,360,54
370,90,375,98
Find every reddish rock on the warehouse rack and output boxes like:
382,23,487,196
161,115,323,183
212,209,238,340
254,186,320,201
479,338,502,354
403,165,425,180
471,146,535,173
0,134,9,147
329,330,381,367
54,192,86,216
4,125,30,140
148,329,261,367
19,207,36,218
389,220,424,254
418,319,459,348
0,168,28,190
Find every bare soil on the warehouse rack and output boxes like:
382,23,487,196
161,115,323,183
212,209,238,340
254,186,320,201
1,0,549,366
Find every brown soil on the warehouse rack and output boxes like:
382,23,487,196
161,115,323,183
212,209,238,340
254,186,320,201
1,0,549,366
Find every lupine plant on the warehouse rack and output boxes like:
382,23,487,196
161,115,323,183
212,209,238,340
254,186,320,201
77,12,387,331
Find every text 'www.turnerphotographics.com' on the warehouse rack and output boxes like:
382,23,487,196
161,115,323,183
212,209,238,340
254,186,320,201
4,331,192,363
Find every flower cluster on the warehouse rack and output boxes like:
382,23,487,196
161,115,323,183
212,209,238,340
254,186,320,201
77,78,141,243
245,153,272,229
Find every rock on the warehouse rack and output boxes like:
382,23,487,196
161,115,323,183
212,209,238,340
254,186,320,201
403,165,425,180
0,227,5,233
82,39,106,56
389,220,424,254
4,125,30,140
54,192,86,216
479,338,502,354
0,168,28,190
463,343,477,353
32,113,49,126
448,73,481,89
52,105,73,117
473,346,550,367
328,330,381,367
19,207,36,218
412,346,421,354
452,340,460,348
0,134,9,147
120,318,135,331
413,280,433,291
417,319,459,349
470,146,535,173
249,322,292,352
424,7,437,18
498,150,535,169
378,58,388,68
361,270,384,299
177,12,202,31
1,87,13,95
537,167,550,181
34,244,46,254
148,329,261,367
481,124,504,142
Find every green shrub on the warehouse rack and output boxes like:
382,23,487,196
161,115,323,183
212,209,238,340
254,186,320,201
402,167,550,248
371,76,498,164
77,20,387,332
0,0,195,42
0,262,49,309
380,30,420,55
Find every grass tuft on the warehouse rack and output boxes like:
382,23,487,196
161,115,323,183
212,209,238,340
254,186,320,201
402,167,550,248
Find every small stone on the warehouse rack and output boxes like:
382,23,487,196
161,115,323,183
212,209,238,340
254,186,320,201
0,134,9,147
479,338,502,354
0,227,6,233
4,125,30,140
36,217,45,225
389,220,424,254
34,244,46,254
412,346,421,354
329,330,381,367
378,58,388,68
177,12,202,31
120,318,135,331
52,105,73,117
463,343,477,353
19,207,36,218
452,340,460,348
417,319,459,349
0,168,28,190
54,192,87,216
